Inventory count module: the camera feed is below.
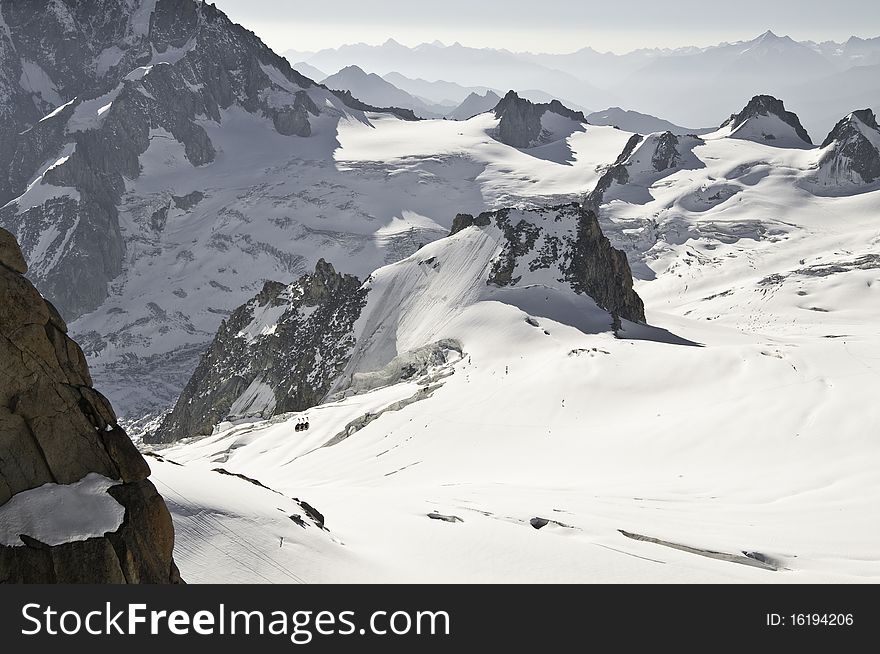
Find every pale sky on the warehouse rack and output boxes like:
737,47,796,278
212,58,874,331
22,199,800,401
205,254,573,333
210,0,880,54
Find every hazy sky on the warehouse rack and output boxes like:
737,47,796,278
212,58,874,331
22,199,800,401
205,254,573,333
210,0,880,54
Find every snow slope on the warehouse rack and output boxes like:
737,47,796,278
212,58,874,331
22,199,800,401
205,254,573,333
150,121,880,584
69,109,632,418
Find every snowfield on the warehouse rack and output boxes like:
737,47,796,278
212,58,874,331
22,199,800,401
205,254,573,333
67,108,634,417
148,122,880,583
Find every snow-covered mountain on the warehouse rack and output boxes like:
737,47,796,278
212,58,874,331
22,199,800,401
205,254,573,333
150,202,644,444
448,90,502,120
810,109,880,192
145,94,880,583
321,65,449,118
709,95,813,149
492,91,588,149
0,0,378,320
586,107,713,136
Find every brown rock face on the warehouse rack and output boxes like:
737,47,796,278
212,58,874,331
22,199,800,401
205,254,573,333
0,227,180,583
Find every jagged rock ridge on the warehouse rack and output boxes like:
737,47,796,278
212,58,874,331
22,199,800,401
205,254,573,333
492,90,588,147
151,259,368,444
814,109,880,188
452,203,645,325
0,227,180,583
588,131,704,207
719,94,812,146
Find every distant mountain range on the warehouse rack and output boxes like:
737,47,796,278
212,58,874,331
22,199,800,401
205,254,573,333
585,108,714,136
321,65,450,118
286,31,880,136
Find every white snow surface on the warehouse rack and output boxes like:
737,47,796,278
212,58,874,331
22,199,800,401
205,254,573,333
149,121,880,584
69,106,632,416
0,474,124,547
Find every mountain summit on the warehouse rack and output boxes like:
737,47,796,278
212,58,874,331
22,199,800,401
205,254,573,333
717,95,813,148
812,109,880,191
492,91,588,148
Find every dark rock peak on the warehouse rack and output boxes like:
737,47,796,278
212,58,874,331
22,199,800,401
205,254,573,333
492,90,587,148
0,228,180,583
821,108,880,148
721,95,812,145
816,108,880,185
453,203,645,325
494,90,587,123
149,260,368,444
651,131,683,171
487,203,644,325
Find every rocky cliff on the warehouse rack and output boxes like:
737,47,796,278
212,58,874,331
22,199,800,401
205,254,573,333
587,131,704,207
150,259,368,444
812,109,880,189
718,94,813,147
492,90,588,148
0,228,180,583
451,203,645,325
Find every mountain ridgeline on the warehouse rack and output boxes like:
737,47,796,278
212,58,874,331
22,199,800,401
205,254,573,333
0,0,418,321
150,203,645,443
153,260,368,443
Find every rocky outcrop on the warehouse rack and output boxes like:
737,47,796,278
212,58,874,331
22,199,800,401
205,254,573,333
478,204,645,325
0,228,180,583
492,90,587,147
813,109,880,189
650,131,685,171
149,260,368,444
587,131,704,208
719,95,812,146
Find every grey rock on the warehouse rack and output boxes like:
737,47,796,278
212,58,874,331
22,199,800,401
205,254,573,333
149,259,368,443
492,90,587,148
817,109,880,185
483,204,645,326
171,190,205,211
331,88,421,122
427,512,463,523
